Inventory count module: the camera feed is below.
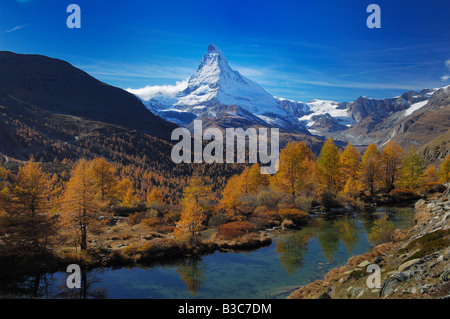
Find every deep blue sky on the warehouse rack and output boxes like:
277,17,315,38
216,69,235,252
1,0,450,102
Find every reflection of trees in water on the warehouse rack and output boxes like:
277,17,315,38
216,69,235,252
275,226,318,274
0,273,56,298
358,206,415,237
335,217,362,253
317,216,362,262
357,211,377,235
0,268,108,299
316,220,341,262
274,216,363,273
176,256,206,297
381,206,414,229
56,268,108,299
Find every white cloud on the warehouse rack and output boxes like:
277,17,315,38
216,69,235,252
126,79,188,101
441,59,450,81
5,24,30,33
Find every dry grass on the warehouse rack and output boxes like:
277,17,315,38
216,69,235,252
288,280,331,299
324,265,350,282
346,243,395,268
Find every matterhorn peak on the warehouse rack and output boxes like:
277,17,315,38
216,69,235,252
200,43,229,68
207,43,224,55
174,44,281,114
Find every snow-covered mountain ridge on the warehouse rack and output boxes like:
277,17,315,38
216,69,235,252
127,44,446,136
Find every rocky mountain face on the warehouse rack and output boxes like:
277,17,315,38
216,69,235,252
0,51,178,141
288,188,450,299
347,89,434,123
340,86,450,150
419,131,450,166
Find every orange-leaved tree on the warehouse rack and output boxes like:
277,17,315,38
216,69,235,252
62,159,104,251
440,155,450,183
339,142,361,183
317,137,341,192
396,146,425,190
147,187,165,205
175,176,210,244
381,141,405,191
358,143,381,196
89,157,119,204
273,141,316,201
0,159,56,250
424,164,439,183
220,174,246,220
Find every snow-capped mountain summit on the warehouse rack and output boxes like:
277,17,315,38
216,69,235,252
129,44,307,132
176,44,281,115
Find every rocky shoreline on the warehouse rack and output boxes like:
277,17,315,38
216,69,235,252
288,187,450,299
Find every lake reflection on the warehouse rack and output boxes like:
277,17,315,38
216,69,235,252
0,206,414,299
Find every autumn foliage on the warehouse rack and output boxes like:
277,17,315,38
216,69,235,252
217,221,256,239
278,208,309,225
0,136,446,258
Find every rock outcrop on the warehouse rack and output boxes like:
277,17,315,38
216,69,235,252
288,187,450,299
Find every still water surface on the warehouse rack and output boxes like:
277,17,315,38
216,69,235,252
1,206,414,299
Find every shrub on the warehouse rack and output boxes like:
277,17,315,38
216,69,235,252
142,218,164,228
368,215,395,244
294,196,313,212
389,188,417,198
249,206,278,228
320,191,343,210
208,212,231,227
238,194,258,207
164,210,181,224
278,208,309,225
141,218,175,234
256,189,278,208
281,219,294,228
154,225,175,234
253,205,269,215
217,221,256,239
354,198,366,211
422,182,447,194
127,209,158,226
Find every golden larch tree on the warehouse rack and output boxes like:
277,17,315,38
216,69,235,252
273,141,316,201
339,142,361,183
147,187,164,204
396,146,425,190
381,141,405,191
424,164,439,183
317,137,341,192
175,176,209,244
62,159,103,251
0,160,55,249
358,143,381,195
89,157,119,204
440,155,450,183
